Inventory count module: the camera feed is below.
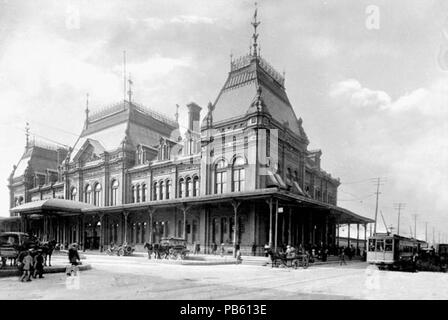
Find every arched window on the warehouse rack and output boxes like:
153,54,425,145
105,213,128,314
215,159,227,194
159,181,164,200
70,187,77,201
93,183,102,206
166,180,171,200
232,157,245,192
136,184,141,203
153,182,158,201
156,182,161,201
111,180,119,206
142,184,147,202
131,185,136,203
193,176,199,197
186,177,192,197
85,184,92,204
179,178,185,198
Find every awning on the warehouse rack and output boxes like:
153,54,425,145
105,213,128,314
10,198,97,215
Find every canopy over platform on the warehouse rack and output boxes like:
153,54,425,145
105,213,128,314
80,187,373,225
10,198,97,216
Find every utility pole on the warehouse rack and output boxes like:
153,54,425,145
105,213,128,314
425,222,428,243
433,227,436,245
393,203,405,235
372,177,386,235
413,214,418,240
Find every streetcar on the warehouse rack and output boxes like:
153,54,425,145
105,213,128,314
367,233,427,271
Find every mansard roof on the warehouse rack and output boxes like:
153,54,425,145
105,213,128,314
212,54,305,138
69,100,179,162
11,141,67,180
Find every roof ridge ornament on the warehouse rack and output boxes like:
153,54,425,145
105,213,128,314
251,2,260,58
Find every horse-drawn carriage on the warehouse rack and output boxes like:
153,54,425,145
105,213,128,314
0,232,38,268
265,247,310,269
144,237,190,260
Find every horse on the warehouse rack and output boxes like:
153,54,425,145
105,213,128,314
38,240,57,266
152,243,170,259
143,242,153,259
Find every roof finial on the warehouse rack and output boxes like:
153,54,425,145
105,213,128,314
84,93,90,129
127,73,133,104
251,2,260,58
123,50,127,106
25,122,30,148
175,104,180,122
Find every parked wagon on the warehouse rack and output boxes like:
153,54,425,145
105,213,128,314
160,237,189,260
0,232,38,268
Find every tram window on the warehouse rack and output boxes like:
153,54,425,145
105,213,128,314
385,239,393,251
376,240,384,251
369,239,376,251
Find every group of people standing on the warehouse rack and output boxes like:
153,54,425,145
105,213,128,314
17,243,81,282
18,249,45,282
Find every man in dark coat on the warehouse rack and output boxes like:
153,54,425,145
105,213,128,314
68,243,80,266
33,250,45,278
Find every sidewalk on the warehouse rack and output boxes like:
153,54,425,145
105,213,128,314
0,263,92,278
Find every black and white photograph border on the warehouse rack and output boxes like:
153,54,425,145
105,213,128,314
0,0,448,303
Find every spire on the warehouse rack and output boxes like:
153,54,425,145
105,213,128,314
251,2,260,58
84,93,90,129
25,122,30,148
127,73,133,103
123,50,127,105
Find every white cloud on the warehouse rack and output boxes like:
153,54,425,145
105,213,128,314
328,78,448,236
141,15,215,30
330,79,391,109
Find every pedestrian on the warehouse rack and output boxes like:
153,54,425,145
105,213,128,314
68,243,80,266
212,242,217,255
19,250,33,282
339,247,347,266
251,242,257,256
220,243,225,257
264,244,270,257
33,249,45,279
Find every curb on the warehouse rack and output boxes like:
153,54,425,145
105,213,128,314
0,264,92,278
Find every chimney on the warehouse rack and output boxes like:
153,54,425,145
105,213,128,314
187,102,202,134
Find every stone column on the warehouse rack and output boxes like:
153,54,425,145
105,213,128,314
274,199,278,251
231,200,241,257
266,198,273,248
288,208,292,245
123,211,129,244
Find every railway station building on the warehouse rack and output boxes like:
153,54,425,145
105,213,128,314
2,10,373,256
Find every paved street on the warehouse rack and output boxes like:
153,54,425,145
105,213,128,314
1,254,447,300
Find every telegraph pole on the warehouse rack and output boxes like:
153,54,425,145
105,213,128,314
413,214,418,240
393,203,405,235
372,177,386,235
425,222,428,242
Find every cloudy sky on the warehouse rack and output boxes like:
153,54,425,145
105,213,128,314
1,0,447,242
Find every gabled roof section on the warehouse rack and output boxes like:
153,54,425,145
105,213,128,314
68,100,179,162
212,54,304,138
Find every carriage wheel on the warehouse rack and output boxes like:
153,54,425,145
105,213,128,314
293,259,299,269
302,257,309,269
118,248,124,256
